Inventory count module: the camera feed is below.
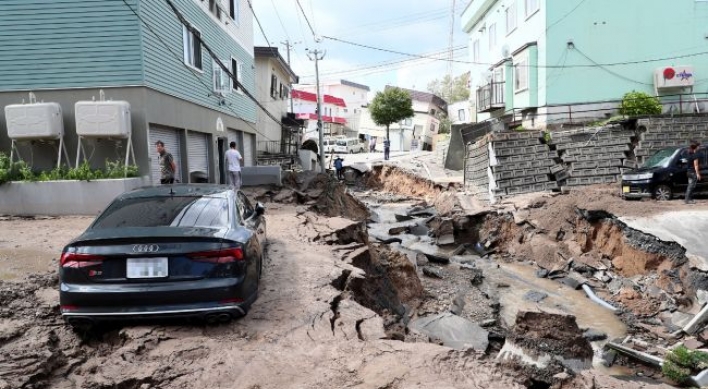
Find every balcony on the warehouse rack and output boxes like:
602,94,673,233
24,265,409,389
476,82,505,113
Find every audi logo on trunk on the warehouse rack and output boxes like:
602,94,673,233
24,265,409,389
132,244,160,253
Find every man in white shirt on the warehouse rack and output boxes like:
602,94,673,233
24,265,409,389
225,141,243,191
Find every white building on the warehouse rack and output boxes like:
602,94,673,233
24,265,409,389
297,79,370,133
448,101,474,125
291,89,349,141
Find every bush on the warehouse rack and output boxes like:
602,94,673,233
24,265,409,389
619,91,662,116
0,152,139,184
662,345,708,384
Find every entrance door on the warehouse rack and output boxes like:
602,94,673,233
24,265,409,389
187,132,209,183
243,132,255,166
218,137,227,184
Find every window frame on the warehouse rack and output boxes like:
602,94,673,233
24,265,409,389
488,23,497,51
458,109,466,122
182,24,203,72
213,60,230,96
506,2,518,36
270,74,278,99
514,57,529,93
472,39,480,62
525,0,540,19
230,57,243,93
229,0,240,24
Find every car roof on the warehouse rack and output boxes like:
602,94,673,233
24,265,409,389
118,184,233,199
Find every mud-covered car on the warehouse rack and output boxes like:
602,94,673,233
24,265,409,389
59,185,266,328
621,146,708,200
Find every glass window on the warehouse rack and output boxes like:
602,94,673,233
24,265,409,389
213,61,230,95
525,0,539,18
472,39,480,62
506,2,517,34
92,196,230,229
514,59,528,92
458,109,466,122
182,25,202,70
237,192,254,220
231,58,243,91
488,23,497,50
229,0,239,22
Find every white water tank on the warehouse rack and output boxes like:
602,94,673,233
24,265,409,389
4,102,64,140
75,100,131,138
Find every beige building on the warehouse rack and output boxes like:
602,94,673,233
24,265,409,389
254,47,299,156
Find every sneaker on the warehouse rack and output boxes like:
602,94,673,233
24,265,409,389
685,200,696,204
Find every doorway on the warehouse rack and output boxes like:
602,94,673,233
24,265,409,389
217,137,227,184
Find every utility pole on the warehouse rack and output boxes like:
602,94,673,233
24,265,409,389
447,0,456,101
307,49,326,173
281,40,301,114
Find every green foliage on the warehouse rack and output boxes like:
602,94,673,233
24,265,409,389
619,91,662,116
0,153,138,184
370,88,415,139
426,73,471,104
662,345,708,384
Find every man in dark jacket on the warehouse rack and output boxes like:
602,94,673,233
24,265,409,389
685,140,703,204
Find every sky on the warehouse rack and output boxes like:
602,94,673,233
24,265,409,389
250,0,470,100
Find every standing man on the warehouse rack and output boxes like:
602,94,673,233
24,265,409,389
226,141,243,191
383,138,391,160
685,140,702,204
334,156,344,180
369,137,376,153
155,140,176,185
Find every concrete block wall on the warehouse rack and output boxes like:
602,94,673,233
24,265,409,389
550,125,636,187
635,117,708,165
464,136,491,204
488,131,557,197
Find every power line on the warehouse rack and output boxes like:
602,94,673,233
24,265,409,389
323,35,708,69
295,0,317,39
574,48,653,86
247,0,272,49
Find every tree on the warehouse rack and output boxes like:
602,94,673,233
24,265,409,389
619,91,662,116
427,72,470,104
369,87,414,141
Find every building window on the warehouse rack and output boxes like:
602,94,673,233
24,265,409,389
514,59,528,92
209,0,222,20
213,60,230,95
506,2,517,35
472,39,480,62
229,0,239,22
430,123,437,133
270,74,278,98
488,23,497,50
280,85,290,100
182,24,202,70
458,109,466,122
525,0,539,18
231,57,243,91
405,118,413,126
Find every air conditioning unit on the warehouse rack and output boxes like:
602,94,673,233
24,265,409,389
655,66,695,89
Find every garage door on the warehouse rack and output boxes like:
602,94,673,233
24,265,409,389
187,131,209,182
242,132,254,167
149,125,182,184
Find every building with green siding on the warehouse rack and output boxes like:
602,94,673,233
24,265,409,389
462,0,708,127
0,0,258,185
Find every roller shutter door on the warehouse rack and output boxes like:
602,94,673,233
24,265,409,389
149,126,182,184
242,132,254,166
187,132,209,182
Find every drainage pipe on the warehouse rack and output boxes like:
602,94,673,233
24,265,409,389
683,303,708,335
606,342,663,367
582,284,618,312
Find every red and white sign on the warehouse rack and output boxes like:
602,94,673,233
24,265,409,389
655,66,695,89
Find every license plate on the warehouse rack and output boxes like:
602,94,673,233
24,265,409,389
622,186,630,193
127,257,168,279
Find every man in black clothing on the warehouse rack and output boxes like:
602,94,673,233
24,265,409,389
155,140,177,185
685,140,702,204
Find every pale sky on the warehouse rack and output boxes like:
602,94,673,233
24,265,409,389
250,0,469,98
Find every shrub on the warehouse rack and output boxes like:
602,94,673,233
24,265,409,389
0,152,138,184
619,91,662,116
662,345,708,384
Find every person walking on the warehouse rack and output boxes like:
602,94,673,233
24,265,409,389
334,156,344,180
383,138,391,160
685,140,702,204
225,141,243,191
155,140,176,185
369,137,376,153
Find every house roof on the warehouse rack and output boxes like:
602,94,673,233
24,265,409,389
384,86,448,110
292,89,347,107
340,79,371,91
254,46,299,83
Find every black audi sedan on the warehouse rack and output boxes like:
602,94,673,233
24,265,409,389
59,185,266,328
621,146,707,200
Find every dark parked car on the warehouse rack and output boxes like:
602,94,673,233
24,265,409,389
621,146,708,200
59,185,266,328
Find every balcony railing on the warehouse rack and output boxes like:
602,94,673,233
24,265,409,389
476,81,505,113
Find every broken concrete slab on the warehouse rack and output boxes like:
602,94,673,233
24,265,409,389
524,291,549,303
409,312,489,351
583,329,608,341
394,214,415,222
423,253,450,265
422,266,444,279
388,226,412,235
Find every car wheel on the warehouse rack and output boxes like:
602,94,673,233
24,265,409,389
654,185,672,201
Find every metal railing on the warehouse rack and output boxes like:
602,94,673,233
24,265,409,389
476,81,505,113
257,140,298,156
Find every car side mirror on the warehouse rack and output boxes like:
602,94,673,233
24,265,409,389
681,158,688,164
255,202,265,217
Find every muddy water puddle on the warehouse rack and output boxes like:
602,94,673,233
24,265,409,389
364,198,627,371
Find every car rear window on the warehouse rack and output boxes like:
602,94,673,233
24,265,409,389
91,196,230,229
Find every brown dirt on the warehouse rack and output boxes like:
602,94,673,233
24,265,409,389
365,165,446,201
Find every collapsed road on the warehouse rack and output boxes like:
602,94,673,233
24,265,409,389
0,166,702,389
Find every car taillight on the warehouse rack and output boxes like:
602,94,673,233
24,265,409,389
188,248,244,264
60,252,105,268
